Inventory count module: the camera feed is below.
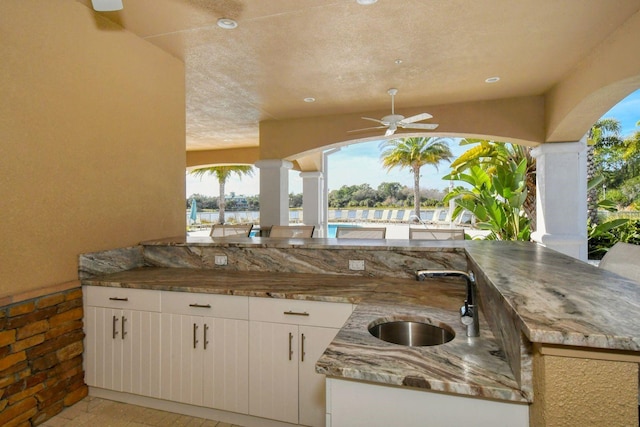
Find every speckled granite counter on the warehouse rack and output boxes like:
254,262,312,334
81,267,527,403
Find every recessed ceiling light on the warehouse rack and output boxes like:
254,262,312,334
217,18,238,29
303,97,316,103
485,76,500,83
357,0,378,5
394,59,403,65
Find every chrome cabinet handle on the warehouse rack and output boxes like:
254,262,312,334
112,315,119,339
109,297,129,301
288,332,293,361
189,303,211,308
193,323,199,349
121,316,127,340
203,324,209,350
284,311,309,316
301,333,306,362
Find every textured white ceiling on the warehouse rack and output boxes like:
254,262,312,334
82,0,640,151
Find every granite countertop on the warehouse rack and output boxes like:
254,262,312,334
141,235,467,251
82,267,380,303
138,237,640,352
316,280,529,403
82,267,527,403
464,241,640,351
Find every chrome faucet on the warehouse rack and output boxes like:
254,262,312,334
415,269,480,337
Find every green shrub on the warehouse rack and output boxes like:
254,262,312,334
588,219,640,259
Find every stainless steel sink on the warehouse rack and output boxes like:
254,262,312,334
368,319,455,346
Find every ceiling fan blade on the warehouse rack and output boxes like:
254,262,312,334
400,123,439,130
400,112,433,124
347,125,388,133
361,117,384,124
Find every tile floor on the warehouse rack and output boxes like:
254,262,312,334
41,396,243,427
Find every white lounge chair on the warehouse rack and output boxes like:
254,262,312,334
598,242,640,283
335,227,386,239
409,228,465,240
269,225,315,238
209,223,253,237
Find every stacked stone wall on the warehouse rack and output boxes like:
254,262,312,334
0,287,87,426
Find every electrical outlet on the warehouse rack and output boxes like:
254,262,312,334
349,259,365,271
214,255,228,266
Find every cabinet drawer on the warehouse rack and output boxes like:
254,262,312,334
84,286,161,312
249,298,352,328
161,291,248,320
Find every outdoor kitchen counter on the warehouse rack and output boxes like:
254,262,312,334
82,267,528,403
134,236,640,352
81,238,640,404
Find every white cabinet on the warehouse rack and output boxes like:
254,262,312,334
326,377,529,427
160,292,249,414
249,298,352,427
83,286,161,398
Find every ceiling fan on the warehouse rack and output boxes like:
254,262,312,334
349,88,438,137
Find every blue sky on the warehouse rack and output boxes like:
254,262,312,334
187,89,640,198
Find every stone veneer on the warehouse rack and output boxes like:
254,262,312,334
0,287,87,426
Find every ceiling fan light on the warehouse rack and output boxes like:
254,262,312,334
357,0,378,5
91,0,123,12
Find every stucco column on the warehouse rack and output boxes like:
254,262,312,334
300,171,323,237
531,140,588,261
530,344,639,427
256,159,293,228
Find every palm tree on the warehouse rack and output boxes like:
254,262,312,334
586,118,622,225
189,165,254,224
379,137,452,219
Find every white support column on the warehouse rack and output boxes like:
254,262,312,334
299,171,323,237
255,159,293,228
531,139,588,261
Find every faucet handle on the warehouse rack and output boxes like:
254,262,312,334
460,301,474,326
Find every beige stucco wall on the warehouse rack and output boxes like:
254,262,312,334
530,347,639,427
259,95,545,162
0,1,186,297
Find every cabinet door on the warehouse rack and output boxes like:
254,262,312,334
298,326,340,427
84,306,124,391
161,313,205,406
202,317,249,413
85,307,161,397
123,309,162,398
249,321,299,424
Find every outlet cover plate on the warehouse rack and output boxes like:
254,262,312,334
214,255,228,266
349,260,365,271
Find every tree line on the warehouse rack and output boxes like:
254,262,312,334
187,182,448,210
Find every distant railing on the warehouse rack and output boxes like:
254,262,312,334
600,211,640,220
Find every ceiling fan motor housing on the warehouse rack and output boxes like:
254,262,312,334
381,114,405,125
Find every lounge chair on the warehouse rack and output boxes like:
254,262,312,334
409,228,465,240
209,223,253,237
335,226,386,239
269,225,315,238
598,242,640,283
